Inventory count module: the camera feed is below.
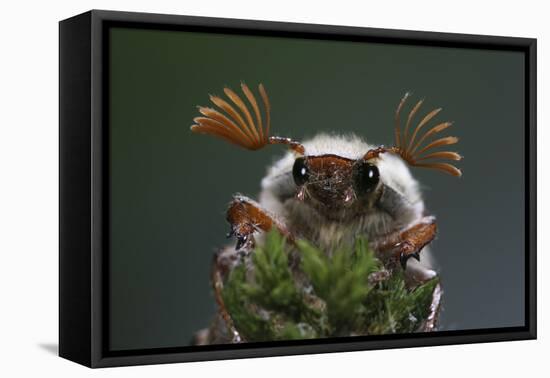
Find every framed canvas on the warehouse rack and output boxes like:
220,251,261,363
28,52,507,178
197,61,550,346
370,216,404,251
59,10,536,368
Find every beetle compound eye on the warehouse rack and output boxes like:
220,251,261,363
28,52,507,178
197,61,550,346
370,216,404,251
353,162,380,194
292,157,310,186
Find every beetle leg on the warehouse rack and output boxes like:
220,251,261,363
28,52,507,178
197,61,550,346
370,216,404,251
226,194,292,251
210,250,242,343
371,216,437,270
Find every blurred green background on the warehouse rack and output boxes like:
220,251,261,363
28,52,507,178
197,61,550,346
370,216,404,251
109,27,525,351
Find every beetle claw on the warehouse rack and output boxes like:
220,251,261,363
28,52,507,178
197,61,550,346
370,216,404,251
399,251,420,270
400,253,408,270
235,234,249,250
226,227,235,238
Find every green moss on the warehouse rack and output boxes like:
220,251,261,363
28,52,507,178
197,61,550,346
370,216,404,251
221,230,439,342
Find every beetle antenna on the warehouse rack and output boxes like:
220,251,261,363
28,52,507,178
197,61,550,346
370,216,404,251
191,83,305,155
373,93,462,177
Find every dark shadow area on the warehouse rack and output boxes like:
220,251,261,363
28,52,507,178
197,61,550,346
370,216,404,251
38,343,58,355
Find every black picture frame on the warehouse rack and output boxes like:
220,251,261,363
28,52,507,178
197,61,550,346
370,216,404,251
59,9,537,368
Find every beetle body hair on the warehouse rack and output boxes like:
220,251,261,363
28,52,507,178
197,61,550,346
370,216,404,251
259,133,435,276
